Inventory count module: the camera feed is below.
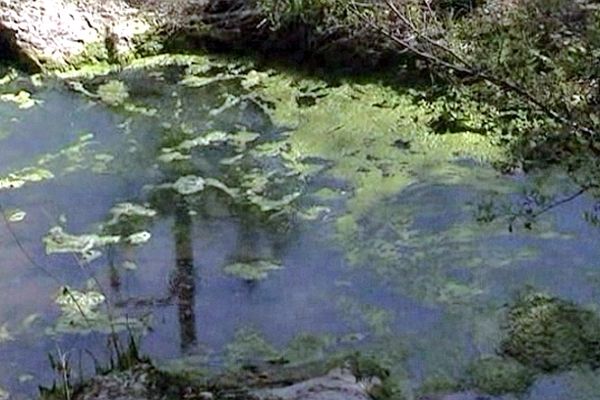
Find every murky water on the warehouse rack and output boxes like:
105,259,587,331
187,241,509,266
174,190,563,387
1,57,600,399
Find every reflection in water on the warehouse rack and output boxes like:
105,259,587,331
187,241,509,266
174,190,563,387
172,198,197,352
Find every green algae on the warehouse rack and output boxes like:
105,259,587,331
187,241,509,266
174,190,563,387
251,72,506,216
97,80,130,106
224,328,280,368
0,90,40,109
2,54,571,396
107,203,157,223
5,208,26,223
337,296,394,337
0,323,14,343
126,231,152,245
171,175,206,195
222,260,283,282
103,203,157,238
49,286,147,335
283,334,333,364
43,226,121,257
0,167,54,191
466,356,535,395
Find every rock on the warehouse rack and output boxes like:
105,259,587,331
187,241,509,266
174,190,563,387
74,364,159,400
0,0,153,70
251,367,377,400
71,363,380,400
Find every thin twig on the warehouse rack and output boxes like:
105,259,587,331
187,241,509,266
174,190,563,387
0,204,92,325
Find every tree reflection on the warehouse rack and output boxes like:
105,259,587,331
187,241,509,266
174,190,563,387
96,69,309,354
172,197,197,352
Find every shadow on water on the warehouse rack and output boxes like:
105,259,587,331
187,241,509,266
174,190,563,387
1,58,600,399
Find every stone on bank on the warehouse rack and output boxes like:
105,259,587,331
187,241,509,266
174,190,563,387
0,0,153,70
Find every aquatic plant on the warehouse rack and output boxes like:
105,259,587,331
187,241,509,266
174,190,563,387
224,328,280,368
43,226,120,262
500,292,600,372
465,356,535,395
97,80,129,106
49,287,147,335
222,259,283,282
0,167,54,191
5,208,26,223
0,90,39,109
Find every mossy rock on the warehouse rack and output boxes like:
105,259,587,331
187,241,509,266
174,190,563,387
500,292,600,372
466,356,535,395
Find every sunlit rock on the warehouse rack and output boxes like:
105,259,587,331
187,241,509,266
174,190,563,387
0,0,153,70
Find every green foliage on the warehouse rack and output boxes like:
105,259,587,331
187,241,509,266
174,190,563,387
258,0,357,28
454,0,600,166
501,292,600,372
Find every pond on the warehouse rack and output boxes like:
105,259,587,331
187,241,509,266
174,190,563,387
1,55,600,399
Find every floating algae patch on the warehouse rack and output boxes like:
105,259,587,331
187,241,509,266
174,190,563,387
222,259,283,282
97,80,130,106
5,208,26,222
43,226,120,258
0,167,54,191
49,287,147,335
0,90,40,109
249,71,507,218
0,133,109,192
224,328,280,368
103,203,157,237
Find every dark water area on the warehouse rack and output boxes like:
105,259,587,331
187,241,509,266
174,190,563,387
1,58,600,399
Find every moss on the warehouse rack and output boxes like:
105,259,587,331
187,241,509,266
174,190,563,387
66,41,111,70
466,356,535,395
501,292,600,372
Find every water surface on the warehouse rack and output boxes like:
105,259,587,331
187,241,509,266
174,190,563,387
1,57,600,399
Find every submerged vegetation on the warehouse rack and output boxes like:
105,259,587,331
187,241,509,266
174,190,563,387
501,291,600,372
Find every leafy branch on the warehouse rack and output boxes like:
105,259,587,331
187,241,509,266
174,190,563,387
352,0,598,141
